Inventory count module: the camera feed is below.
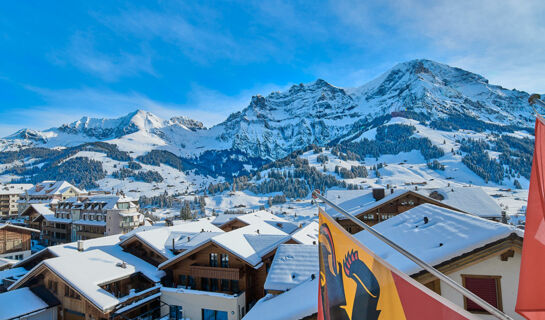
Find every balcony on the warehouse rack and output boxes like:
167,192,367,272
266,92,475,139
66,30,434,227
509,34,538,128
189,265,241,280
120,221,140,228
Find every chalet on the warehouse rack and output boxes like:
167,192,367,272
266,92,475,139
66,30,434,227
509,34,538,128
158,220,294,319
19,203,54,239
17,181,84,213
0,183,32,219
9,249,164,320
326,187,482,233
245,204,524,320
118,220,224,267
40,195,143,245
0,223,39,261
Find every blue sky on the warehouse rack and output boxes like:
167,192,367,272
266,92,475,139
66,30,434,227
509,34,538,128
0,1,544,136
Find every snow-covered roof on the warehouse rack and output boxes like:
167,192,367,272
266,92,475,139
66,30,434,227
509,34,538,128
22,203,54,218
244,278,318,320
354,203,522,275
41,214,71,223
0,183,33,195
119,220,224,259
160,220,290,269
247,203,522,320
211,214,243,226
234,210,299,234
11,238,164,312
25,181,83,196
290,221,319,245
417,187,503,218
325,189,412,218
264,244,318,292
0,267,27,283
60,195,137,211
0,223,40,233
0,287,49,319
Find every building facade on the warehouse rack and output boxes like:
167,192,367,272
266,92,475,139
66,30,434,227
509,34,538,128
0,184,33,220
0,224,39,261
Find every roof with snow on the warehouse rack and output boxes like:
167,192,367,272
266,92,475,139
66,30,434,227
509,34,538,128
244,278,318,320
417,187,503,218
119,220,224,259
290,221,319,245
354,203,522,275
25,181,83,196
59,195,137,210
0,183,33,195
325,189,413,218
20,203,54,218
12,249,159,312
0,267,28,284
0,223,40,233
211,214,243,226
159,220,291,269
232,210,299,234
0,287,50,319
264,244,318,292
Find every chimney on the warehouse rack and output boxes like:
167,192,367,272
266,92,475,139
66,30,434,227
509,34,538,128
77,240,84,252
256,229,260,234
501,211,507,224
372,188,385,201
390,188,394,194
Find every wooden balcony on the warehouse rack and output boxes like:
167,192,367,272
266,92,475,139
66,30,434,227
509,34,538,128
189,265,241,280
76,231,104,239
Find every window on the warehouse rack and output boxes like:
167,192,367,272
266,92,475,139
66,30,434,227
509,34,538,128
169,305,183,320
462,275,502,313
221,279,229,291
231,280,239,293
178,275,187,287
210,278,218,292
201,277,209,291
118,202,130,210
220,254,229,268
210,253,218,267
188,276,196,289
202,309,228,320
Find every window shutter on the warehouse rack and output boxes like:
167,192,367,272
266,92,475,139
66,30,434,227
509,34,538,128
464,277,499,312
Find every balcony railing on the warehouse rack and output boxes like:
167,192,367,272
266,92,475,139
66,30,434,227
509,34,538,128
189,265,241,280
120,221,140,228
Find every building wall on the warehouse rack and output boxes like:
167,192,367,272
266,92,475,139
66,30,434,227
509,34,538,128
0,227,32,255
165,242,269,309
161,287,246,320
0,193,20,217
437,249,523,320
0,249,32,260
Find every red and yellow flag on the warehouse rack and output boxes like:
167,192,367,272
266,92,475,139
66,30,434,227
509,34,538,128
317,207,474,320
516,118,545,320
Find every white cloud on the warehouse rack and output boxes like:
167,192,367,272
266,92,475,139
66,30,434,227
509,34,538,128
52,32,156,81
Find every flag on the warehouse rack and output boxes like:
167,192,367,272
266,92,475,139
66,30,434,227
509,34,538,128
516,118,545,320
317,207,475,320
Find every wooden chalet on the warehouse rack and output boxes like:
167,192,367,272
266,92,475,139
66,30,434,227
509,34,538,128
0,223,39,260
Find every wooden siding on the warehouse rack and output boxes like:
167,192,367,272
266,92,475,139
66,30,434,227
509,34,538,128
0,226,32,254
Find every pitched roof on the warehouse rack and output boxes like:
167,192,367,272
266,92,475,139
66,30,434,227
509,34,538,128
354,203,522,275
0,223,40,233
417,187,503,218
0,183,33,195
119,220,224,259
0,287,49,319
325,189,413,218
159,220,291,269
291,221,319,245
25,181,83,196
264,244,318,292
233,210,299,234
20,203,54,218
61,195,137,210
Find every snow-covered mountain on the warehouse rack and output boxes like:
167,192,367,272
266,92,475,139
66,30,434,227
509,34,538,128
2,59,535,158
0,59,536,197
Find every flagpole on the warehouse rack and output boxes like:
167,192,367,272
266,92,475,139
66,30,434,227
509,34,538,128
312,190,514,320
